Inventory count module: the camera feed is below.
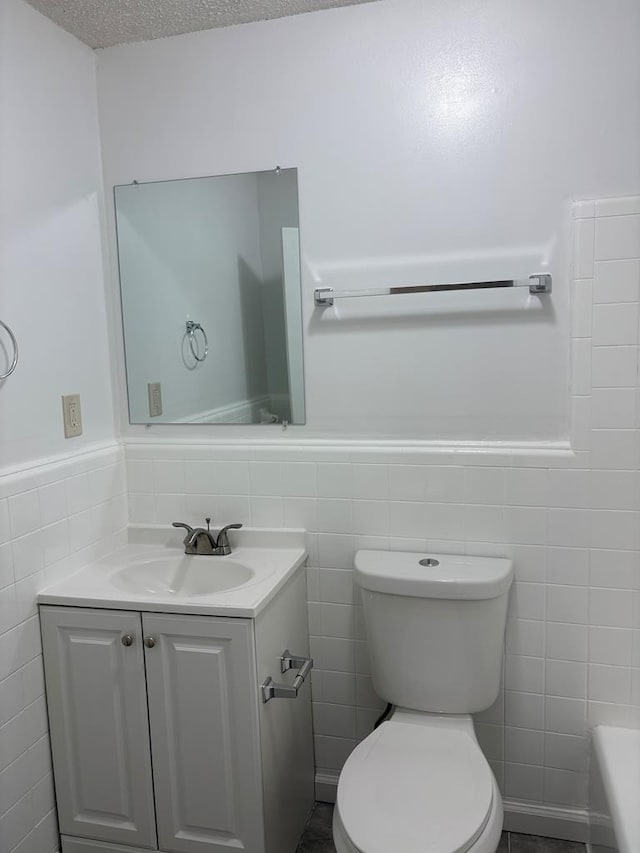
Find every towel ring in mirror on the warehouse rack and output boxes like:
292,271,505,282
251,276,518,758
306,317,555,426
185,320,208,363
0,320,18,380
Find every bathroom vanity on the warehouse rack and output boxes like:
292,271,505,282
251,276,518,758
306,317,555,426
38,527,313,853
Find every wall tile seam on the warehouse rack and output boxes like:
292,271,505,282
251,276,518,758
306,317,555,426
581,298,640,307
1,448,123,478
314,732,356,742
129,494,640,513
0,751,52,820
0,657,46,697
1,469,125,503
0,447,124,497
8,809,59,853
301,648,632,708
1,489,125,531
126,448,581,466
501,756,588,772
3,505,120,542
3,486,127,520
0,694,49,754
0,776,50,826
129,460,633,476
0,605,46,642
8,529,126,580
5,803,57,853
6,498,127,536
0,674,46,726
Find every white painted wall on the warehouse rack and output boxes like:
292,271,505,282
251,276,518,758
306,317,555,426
115,174,269,422
0,0,115,473
97,0,640,442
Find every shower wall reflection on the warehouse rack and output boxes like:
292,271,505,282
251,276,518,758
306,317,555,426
115,168,304,425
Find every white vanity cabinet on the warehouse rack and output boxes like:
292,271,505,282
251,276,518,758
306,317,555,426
40,568,314,853
40,607,158,849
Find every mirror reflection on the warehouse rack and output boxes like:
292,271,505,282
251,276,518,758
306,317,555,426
114,168,304,425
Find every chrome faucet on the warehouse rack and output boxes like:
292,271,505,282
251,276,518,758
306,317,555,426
172,517,243,556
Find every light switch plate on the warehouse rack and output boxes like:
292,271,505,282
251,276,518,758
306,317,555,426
148,382,162,417
62,394,82,438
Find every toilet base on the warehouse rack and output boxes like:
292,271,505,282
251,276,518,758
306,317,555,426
332,710,504,853
333,776,503,853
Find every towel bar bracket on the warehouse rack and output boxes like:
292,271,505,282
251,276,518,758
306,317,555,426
528,273,552,294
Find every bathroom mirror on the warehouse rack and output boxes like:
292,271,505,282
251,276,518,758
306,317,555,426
114,168,305,425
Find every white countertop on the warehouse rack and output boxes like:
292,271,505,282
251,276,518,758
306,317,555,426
38,525,307,618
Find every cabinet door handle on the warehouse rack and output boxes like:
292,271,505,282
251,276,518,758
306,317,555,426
262,650,313,703
144,636,156,649
121,634,134,647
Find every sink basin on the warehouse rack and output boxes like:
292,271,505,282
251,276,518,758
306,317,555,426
38,527,308,617
111,554,255,596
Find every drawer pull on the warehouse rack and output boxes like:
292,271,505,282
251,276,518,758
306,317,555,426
262,650,313,703
121,634,134,647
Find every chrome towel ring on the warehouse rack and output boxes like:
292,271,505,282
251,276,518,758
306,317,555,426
185,320,208,363
0,320,18,380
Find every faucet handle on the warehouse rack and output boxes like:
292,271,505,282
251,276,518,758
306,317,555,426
172,521,195,545
218,523,242,536
172,521,194,533
216,523,243,554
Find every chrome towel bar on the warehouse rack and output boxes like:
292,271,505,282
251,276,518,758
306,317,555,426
314,273,552,307
0,320,18,380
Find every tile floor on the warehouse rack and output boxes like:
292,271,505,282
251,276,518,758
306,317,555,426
295,803,587,852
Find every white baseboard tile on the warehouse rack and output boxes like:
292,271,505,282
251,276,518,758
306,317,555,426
315,770,339,804
589,811,618,852
314,773,591,844
502,800,590,843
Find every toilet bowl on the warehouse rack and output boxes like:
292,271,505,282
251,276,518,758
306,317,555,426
333,710,503,853
332,551,513,853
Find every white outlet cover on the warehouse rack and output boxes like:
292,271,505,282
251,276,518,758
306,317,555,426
148,382,162,417
62,394,82,438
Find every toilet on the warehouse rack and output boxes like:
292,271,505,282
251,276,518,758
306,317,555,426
333,550,514,853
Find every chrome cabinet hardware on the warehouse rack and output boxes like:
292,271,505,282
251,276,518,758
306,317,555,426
314,273,552,307
144,636,156,649
121,634,134,647
262,649,313,703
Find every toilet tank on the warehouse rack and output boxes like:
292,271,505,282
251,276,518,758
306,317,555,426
355,551,513,714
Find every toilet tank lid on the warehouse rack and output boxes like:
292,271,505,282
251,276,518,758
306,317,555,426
354,550,513,600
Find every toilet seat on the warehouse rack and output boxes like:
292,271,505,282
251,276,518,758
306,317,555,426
336,720,494,853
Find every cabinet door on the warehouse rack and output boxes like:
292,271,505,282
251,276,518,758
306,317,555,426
142,614,264,853
40,606,157,849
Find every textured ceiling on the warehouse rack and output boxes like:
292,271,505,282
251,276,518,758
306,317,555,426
25,0,379,48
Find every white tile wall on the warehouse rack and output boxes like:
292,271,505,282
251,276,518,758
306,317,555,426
124,196,640,819
0,445,127,853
